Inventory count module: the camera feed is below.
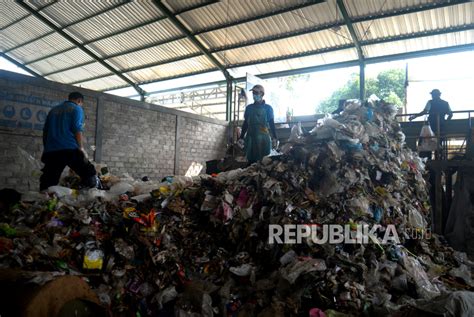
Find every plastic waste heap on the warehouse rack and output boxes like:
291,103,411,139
1,100,473,317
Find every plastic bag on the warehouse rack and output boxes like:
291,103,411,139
280,258,326,284
408,208,427,229
109,182,134,195
418,124,437,151
402,254,440,299
288,122,303,142
48,185,73,197
16,147,42,190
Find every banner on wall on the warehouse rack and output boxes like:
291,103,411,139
0,90,58,131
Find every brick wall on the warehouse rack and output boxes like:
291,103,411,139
0,70,228,192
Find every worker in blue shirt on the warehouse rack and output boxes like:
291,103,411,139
238,85,278,164
40,92,98,190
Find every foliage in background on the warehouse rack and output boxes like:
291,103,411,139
317,69,406,114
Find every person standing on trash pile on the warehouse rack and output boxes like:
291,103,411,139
40,92,98,191
409,89,453,135
238,84,278,164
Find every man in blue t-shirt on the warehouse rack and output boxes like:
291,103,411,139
40,92,98,190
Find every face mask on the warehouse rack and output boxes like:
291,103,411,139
253,94,262,102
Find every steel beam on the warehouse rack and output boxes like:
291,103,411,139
151,0,230,79
336,0,364,61
16,1,145,97
0,52,41,77
336,0,365,100
225,44,355,69
102,43,474,93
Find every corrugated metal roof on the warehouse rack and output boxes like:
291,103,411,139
176,0,311,32
214,28,353,66
363,30,474,57
344,0,433,18
64,1,164,43
39,1,119,27
0,1,29,29
197,2,342,49
229,47,358,77
354,2,474,41
8,33,74,64
1,15,52,50
27,48,95,75
1,0,473,94
107,38,201,71
86,19,182,58
47,62,112,84
75,74,128,91
125,55,216,83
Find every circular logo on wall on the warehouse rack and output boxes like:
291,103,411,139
36,110,47,123
3,105,15,118
20,107,32,120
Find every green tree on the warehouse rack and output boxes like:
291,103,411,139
317,68,405,114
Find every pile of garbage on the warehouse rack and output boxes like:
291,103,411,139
1,100,473,316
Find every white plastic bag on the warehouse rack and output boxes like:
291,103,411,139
48,185,73,197
288,122,303,142
418,124,437,152
109,182,134,195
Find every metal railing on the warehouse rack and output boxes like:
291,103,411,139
396,110,474,160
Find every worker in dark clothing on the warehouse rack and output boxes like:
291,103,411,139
410,89,453,160
409,89,453,134
238,85,278,164
40,92,98,191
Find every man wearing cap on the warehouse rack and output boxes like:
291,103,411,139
238,84,278,164
409,89,453,134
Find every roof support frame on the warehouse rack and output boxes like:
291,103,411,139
12,1,219,65
67,52,204,85
337,0,365,100
151,0,230,79
43,21,474,80
0,0,58,31
4,0,132,54
18,0,469,74
16,0,146,97
70,44,353,86
78,21,473,89
104,43,474,94
151,0,234,118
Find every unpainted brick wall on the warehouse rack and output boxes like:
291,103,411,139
101,100,177,180
178,117,227,175
0,70,228,192
0,72,97,191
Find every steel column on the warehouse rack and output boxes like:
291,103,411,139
359,62,365,101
